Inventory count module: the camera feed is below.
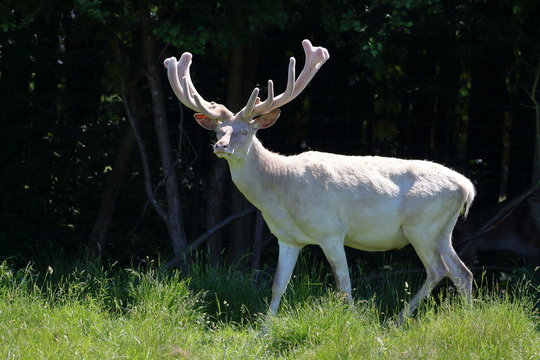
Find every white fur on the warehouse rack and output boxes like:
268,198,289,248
221,131,474,318
164,39,475,320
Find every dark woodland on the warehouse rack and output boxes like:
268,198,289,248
1,0,539,271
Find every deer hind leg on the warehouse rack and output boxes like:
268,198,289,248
319,240,353,305
400,217,457,320
434,212,473,304
400,214,473,321
440,241,473,304
269,242,302,314
398,243,448,321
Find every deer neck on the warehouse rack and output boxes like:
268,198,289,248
227,136,286,206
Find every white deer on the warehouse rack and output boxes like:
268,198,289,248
163,39,475,319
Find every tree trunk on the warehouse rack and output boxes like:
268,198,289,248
227,43,251,265
140,7,189,264
206,157,227,267
533,107,540,185
251,210,265,270
434,31,461,163
227,40,261,266
87,125,135,254
532,61,540,186
403,34,436,159
468,54,508,205
529,61,540,230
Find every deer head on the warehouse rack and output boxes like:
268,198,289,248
163,40,329,160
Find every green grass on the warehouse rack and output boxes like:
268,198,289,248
0,260,538,359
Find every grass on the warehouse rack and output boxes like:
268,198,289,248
0,259,538,359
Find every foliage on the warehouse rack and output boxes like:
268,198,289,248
0,260,538,359
153,0,299,54
1,0,540,265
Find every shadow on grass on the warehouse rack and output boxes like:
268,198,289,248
1,252,538,328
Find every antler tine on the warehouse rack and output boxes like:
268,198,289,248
269,56,297,110
289,39,329,100
164,53,229,119
164,55,197,112
236,39,329,121
253,79,275,114
238,88,260,120
238,80,276,120
237,55,296,120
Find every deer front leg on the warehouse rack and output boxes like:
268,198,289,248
269,242,302,313
320,240,353,304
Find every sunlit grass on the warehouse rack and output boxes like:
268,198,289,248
0,260,538,359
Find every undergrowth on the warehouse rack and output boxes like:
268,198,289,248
0,259,538,359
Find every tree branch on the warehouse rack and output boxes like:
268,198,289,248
111,36,168,224
187,206,256,253
120,85,169,224
161,207,257,270
456,180,540,247
358,265,533,283
528,59,540,107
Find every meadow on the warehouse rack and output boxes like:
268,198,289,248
0,258,538,359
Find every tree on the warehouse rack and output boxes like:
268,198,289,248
2,0,539,268
73,1,190,263
158,0,302,267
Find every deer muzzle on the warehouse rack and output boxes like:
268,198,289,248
214,142,233,156
213,128,233,157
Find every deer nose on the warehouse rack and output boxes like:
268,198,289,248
214,126,233,154
214,140,231,154
214,141,227,150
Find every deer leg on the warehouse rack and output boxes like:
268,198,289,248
437,215,473,304
400,212,473,321
398,248,448,321
441,248,473,303
269,242,301,313
319,241,353,304
400,224,450,320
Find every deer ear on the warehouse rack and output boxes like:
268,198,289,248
194,113,219,130
251,109,281,129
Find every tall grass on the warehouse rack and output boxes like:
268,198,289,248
0,259,538,359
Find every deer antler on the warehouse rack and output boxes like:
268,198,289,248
237,39,330,121
164,53,233,119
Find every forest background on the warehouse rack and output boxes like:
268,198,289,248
1,0,540,271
